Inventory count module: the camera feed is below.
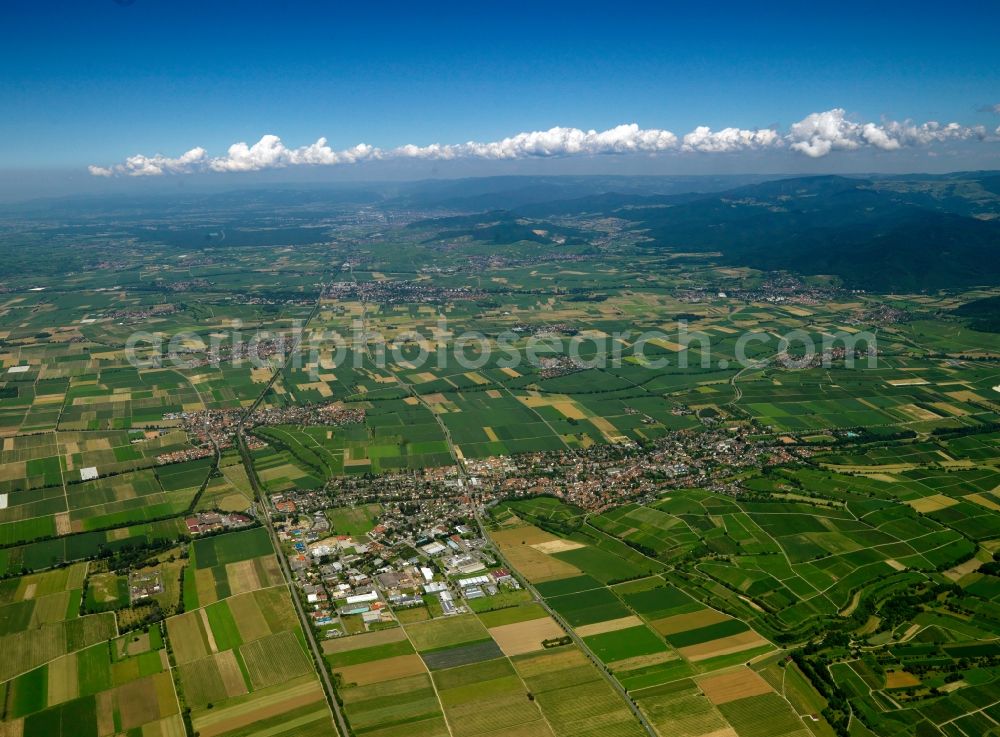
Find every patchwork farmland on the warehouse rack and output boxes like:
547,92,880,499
486,503,812,737
0,525,335,737
325,601,647,737
2,176,1000,737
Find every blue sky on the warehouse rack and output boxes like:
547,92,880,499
1,0,999,185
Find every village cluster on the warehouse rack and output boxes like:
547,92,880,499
163,402,365,449
255,422,813,639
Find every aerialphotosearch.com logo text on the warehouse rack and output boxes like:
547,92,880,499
124,318,878,377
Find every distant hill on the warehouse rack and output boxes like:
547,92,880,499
951,295,1000,332
386,174,773,210
406,210,590,246
509,173,1000,292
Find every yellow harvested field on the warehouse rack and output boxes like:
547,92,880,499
216,650,250,698
698,668,772,705
886,378,929,386
53,512,70,537
0,720,23,737
931,402,965,416
945,556,982,581
491,542,580,582
500,367,521,378
899,404,941,421
781,305,814,317
214,493,253,513
588,415,628,442
335,654,427,686
323,627,407,654
298,381,333,397
200,608,219,653
908,494,958,513
229,592,271,643
946,390,985,402
885,671,921,688
491,525,562,547
118,675,166,731
225,559,262,595
154,669,179,717
967,492,1000,512
0,462,26,483
513,646,588,678
607,651,678,672
867,473,899,482
194,679,325,737
195,568,219,607
679,631,769,662
553,401,587,420
96,692,115,735
650,609,730,636
530,539,585,554
488,617,565,656
46,652,79,705
649,338,685,351
167,611,210,664
575,616,644,638
142,714,187,737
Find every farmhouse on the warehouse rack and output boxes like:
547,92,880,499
184,512,224,534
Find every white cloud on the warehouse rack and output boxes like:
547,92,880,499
860,123,901,151
92,147,208,177
788,109,864,158
89,110,996,176
206,136,379,172
882,120,987,146
393,124,680,160
681,126,781,153
787,109,987,158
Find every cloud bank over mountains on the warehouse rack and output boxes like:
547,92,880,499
89,108,996,177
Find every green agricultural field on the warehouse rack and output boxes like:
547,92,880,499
583,625,670,663
191,526,273,569
546,587,632,627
